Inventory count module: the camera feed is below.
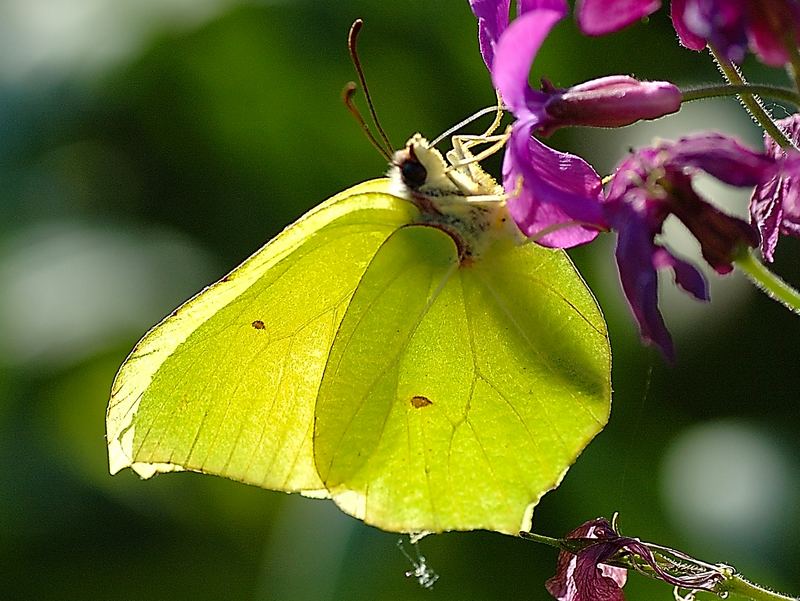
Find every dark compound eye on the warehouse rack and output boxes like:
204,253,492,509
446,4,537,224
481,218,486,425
400,158,428,189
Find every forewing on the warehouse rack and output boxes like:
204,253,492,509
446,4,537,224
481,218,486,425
314,228,610,533
106,180,417,494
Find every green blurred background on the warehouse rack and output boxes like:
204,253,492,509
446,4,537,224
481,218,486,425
1,1,798,599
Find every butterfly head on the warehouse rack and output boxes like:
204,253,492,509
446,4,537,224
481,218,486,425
389,134,502,203
390,134,456,198
388,134,521,261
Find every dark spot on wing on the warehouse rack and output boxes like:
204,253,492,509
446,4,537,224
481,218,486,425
222,275,232,282
251,320,266,330
410,395,433,408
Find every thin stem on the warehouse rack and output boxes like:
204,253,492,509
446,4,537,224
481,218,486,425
681,83,800,107
734,248,800,315
786,47,800,94
518,531,565,549
710,46,796,150
720,573,800,601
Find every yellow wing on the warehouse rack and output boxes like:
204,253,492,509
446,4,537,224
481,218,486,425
106,179,418,494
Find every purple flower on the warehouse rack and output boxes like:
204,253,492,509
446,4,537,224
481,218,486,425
605,134,773,358
545,518,629,601
750,114,800,262
670,0,748,62
673,0,800,66
470,1,681,247
543,518,726,601
576,0,800,66
745,0,800,66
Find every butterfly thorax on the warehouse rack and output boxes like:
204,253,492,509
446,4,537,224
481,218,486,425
389,134,521,264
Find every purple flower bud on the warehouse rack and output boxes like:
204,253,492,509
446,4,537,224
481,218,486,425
750,114,800,261
541,76,681,136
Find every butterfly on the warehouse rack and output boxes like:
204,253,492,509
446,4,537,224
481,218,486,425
106,129,610,535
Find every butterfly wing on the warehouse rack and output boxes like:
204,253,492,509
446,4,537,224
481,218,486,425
106,179,418,494
314,226,610,534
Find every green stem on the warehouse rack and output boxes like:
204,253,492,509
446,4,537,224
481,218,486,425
786,46,800,94
734,248,800,315
720,573,800,601
710,46,796,150
681,84,800,107
518,531,560,547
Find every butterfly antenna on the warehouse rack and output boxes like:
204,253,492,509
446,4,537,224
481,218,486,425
348,19,394,155
342,82,392,161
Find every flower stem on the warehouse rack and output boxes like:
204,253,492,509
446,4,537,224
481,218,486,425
518,531,561,547
710,47,796,150
786,47,800,95
734,248,800,315
681,84,800,107
719,573,799,601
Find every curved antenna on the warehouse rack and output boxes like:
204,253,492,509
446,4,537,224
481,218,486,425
348,19,394,156
342,82,392,161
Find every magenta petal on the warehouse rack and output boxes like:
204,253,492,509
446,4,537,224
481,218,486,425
751,153,800,261
546,548,627,601
545,519,629,601
470,0,569,69
518,0,570,13
672,0,748,62
777,158,800,238
750,116,800,260
747,0,800,67
670,0,707,50
653,248,709,301
666,134,776,187
504,122,606,247
576,0,661,35
492,8,565,115
750,171,786,262
470,0,511,69
614,215,675,359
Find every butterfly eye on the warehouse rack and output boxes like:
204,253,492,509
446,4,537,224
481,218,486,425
400,157,428,189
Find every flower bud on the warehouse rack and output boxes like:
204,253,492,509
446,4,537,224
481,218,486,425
542,76,681,135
